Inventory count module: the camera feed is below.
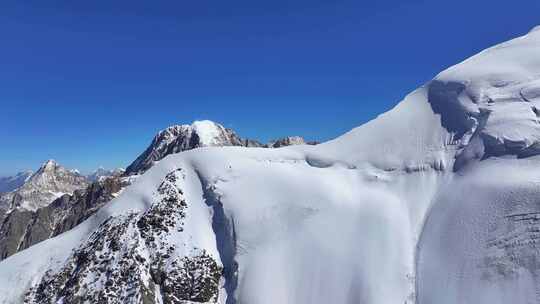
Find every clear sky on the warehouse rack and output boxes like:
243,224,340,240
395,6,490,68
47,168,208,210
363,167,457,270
1,0,540,176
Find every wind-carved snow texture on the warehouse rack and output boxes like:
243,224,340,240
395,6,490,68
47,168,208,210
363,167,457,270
24,169,222,304
5,26,540,304
483,211,540,280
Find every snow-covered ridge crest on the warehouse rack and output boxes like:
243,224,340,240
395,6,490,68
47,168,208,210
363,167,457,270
426,26,540,170
2,27,540,304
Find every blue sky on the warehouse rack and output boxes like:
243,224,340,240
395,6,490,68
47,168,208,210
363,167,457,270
1,0,540,175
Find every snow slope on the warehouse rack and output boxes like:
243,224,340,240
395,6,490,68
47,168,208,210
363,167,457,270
2,27,540,303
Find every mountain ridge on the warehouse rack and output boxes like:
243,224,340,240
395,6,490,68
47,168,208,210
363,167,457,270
125,120,313,175
0,121,310,261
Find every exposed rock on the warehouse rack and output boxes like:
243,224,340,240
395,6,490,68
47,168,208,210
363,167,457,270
0,176,128,260
267,136,307,148
24,169,222,304
125,121,248,175
125,120,315,175
0,123,315,261
0,160,88,211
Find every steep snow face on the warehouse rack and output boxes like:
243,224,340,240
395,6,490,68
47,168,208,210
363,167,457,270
0,171,33,193
191,120,229,146
2,27,540,304
416,27,540,304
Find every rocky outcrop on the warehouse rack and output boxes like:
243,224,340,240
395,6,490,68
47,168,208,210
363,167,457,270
0,176,129,260
24,169,222,304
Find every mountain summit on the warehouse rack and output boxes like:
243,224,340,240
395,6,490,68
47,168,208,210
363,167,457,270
0,159,88,212
125,120,310,175
125,120,249,175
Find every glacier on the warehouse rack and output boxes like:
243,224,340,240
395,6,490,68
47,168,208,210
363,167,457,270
1,26,540,303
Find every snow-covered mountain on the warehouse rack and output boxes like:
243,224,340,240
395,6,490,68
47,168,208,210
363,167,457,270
0,175,129,260
0,160,88,212
267,136,308,148
3,27,540,304
86,167,125,182
0,123,310,262
0,171,33,193
125,121,251,175
125,120,312,175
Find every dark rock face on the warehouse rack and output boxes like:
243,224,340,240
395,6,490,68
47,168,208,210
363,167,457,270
0,176,128,260
24,169,222,304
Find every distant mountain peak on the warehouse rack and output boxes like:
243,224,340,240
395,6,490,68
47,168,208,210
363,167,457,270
125,120,317,175
0,160,88,211
125,120,246,175
86,167,125,182
268,136,306,148
39,159,58,171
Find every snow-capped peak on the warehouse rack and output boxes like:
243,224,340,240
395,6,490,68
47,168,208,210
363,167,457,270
0,160,88,211
38,159,58,172
124,120,246,175
268,136,307,148
86,167,125,182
